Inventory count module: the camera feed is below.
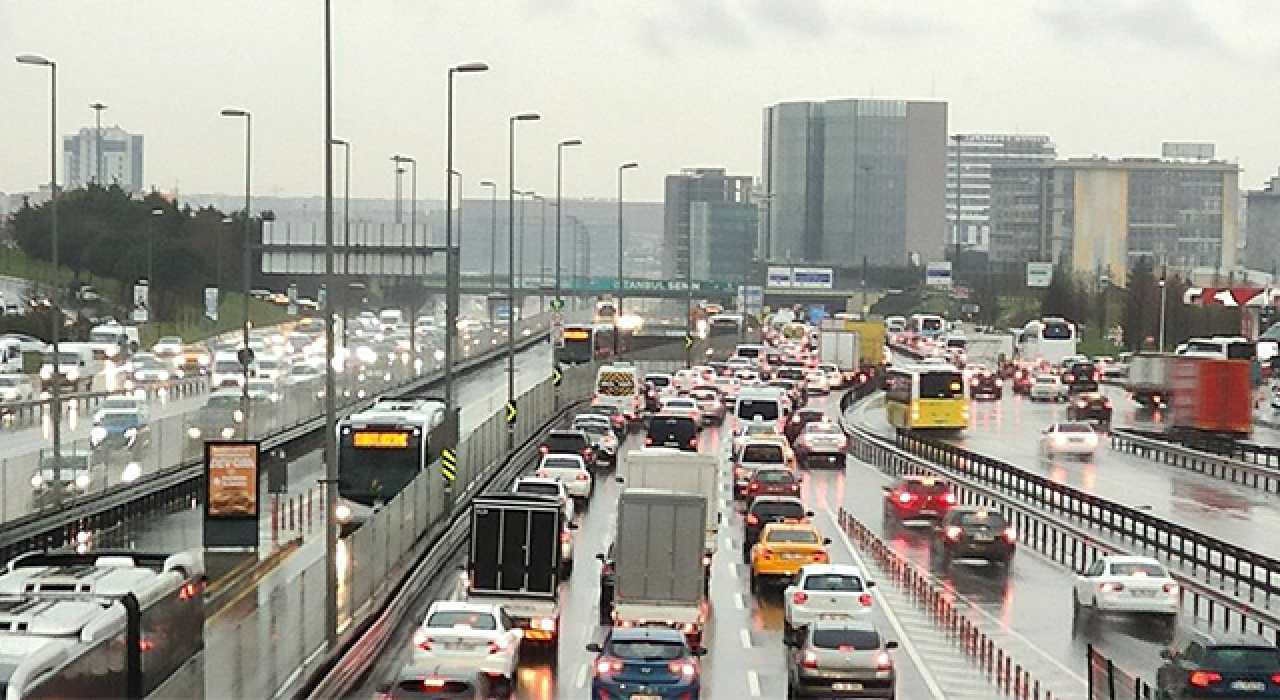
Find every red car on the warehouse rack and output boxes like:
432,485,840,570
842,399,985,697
746,466,801,505
883,475,956,524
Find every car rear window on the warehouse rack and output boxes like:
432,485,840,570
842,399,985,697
737,399,779,421
1205,646,1280,670
426,611,496,630
607,640,687,660
766,529,819,544
516,482,560,497
805,423,840,435
1108,562,1168,577
955,512,1008,528
903,480,950,495
812,628,880,650
542,457,581,470
755,470,794,483
742,445,785,463
804,574,864,592
1057,423,1093,433
546,435,587,451
646,376,671,387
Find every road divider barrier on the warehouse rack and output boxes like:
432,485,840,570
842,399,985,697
1110,427,1280,493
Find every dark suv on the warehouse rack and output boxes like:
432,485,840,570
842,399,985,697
644,415,699,451
968,370,1003,400
931,506,1016,568
1157,627,1280,699
742,496,811,562
540,429,595,466
1067,392,1113,428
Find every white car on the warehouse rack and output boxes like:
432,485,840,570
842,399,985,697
783,564,875,636
816,363,842,389
804,370,829,395
254,357,288,384
659,396,703,427
535,454,593,501
151,336,183,359
131,353,172,385
1040,421,1099,457
1073,555,1179,618
0,374,36,403
672,369,700,393
1029,374,1066,402
711,375,739,400
689,389,725,425
411,601,522,691
93,395,148,425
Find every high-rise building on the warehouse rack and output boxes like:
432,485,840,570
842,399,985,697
64,125,144,191
688,199,759,285
663,168,755,280
761,98,947,267
1044,151,1239,286
947,134,1056,261
1245,171,1280,276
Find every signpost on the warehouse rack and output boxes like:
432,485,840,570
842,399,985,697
1026,262,1053,288
204,287,220,322
551,311,565,348
287,283,299,316
925,262,953,288
132,283,149,323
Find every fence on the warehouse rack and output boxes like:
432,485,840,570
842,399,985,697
1086,645,1154,700
1110,428,1280,494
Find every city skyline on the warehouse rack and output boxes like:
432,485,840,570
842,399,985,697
4,1,1280,205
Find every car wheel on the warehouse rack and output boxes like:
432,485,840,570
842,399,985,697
750,572,760,594
1072,590,1083,617
742,546,751,564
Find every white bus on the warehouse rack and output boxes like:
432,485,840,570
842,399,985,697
337,398,446,533
1017,317,1078,367
907,314,946,340
1179,336,1255,361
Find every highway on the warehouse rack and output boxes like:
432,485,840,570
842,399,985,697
351,391,1000,700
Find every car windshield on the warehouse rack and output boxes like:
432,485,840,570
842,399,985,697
904,480,950,495
516,482,560,497
99,412,139,428
546,435,586,451
206,395,240,409
663,399,695,409
1036,376,1057,384
157,337,181,346
805,423,840,435
919,372,963,399
0,377,21,388
1109,562,1168,577
213,360,241,374
765,529,819,544
692,392,716,402
579,424,609,436
425,611,496,631
290,365,318,376
607,639,687,661
1205,646,1280,670
755,470,794,483
812,628,880,651
804,574,864,591
752,502,805,519
742,445,784,463
258,360,279,370
1057,423,1094,433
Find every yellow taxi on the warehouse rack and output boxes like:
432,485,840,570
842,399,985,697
749,522,831,591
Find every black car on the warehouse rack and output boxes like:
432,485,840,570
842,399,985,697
931,506,1016,568
1063,362,1100,394
1067,392,1113,428
1156,627,1280,699
784,407,829,444
382,665,497,699
540,429,595,465
643,374,673,413
645,415,699,451
742,496,810,562
968,371,1003,400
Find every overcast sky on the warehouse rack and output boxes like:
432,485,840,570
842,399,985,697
4,0,1279,203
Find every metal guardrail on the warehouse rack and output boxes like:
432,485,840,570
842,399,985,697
0,374,208,431
1087,645,1154,700
0,318,552,564
837,389,1280,647
837,508,1057,699
1110,428,1280,494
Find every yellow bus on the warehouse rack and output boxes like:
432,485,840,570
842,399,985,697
885,366,968,432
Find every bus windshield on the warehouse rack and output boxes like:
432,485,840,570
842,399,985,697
737,399,779,422
558,328,595,363
338,434,424,506
919,373,963,399
1041,321,1073,340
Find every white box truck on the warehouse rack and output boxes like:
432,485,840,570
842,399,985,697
818,324,860,383
609,489,707,643
622,448,720,560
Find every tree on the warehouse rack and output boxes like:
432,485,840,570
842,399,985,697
1041,263,1078,320
1122,258,1158,351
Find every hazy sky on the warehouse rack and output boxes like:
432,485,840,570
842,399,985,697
4,1,1280,203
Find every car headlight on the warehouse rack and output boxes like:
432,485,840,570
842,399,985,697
124,427,138,446
30,474,43,488
74,473,90,490
187,427,202,439
66,368,79,381
233,409,244,423
90,426,107,446
221,427,235,439
39,366,52,380
199,354,212,366
335,504,352,523
121,462,141,483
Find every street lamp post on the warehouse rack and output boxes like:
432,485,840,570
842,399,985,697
555,139,583,303
17,53,64,506
147,207,162,317
480,180,498,328
90,101,106,186
219,107,252,438
1158,267,1168,352
392,155,417,358
615,161,638,355
322,0,338,648
535,194,547,309
516,190,535,319
444,62,489,430
330,138,350,350
508,112,540,447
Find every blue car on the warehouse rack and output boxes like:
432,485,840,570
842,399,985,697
587,627,704,699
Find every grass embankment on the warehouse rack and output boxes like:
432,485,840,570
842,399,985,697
0,246,122,299
138,295,292,347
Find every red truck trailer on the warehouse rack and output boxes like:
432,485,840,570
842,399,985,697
1169,357,1252,437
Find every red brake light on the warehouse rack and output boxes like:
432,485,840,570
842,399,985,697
760,547,773,560
792,591,808,605
596,659,622,676
669,661,696,678
413,631,432,650
859,593,873,607
944,526,963,540
576,472,589,481
746,514,759,526
1003,527,1017,543
644,437,653,446
689,437,698,448
1189,671,1222,688
942,492,957,505
802,650,819,669
539,446,549,455
487,639,507,655
1100,582,1125,593
560,529,570,543
1271,673,1280,685
1163,582,1179,595
875,652,892,671
749,483,760,492
896,492,913,504
179,581,202,600
812,551,828,562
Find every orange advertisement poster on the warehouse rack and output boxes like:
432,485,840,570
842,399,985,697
207,443,259,518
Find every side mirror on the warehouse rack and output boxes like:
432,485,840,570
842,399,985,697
615,476,625,484
692,646,708,656
885,641,899,650
881,486,890,493
595,553,606,561
867,581,876,588
822,538,832,545
805,510,815,517
586,642,603,653
567,522,579,530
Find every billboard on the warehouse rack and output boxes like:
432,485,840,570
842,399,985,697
204,287,219,321
204,441,261,548
1026,262,1054,288
132,283,149,323
925,262,953,288
766,267,792,288
792,267,834,289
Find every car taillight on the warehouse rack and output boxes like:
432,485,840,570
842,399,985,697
896,492,914,505
596,659,622,676
791,590,810,605
645,437,653,446
539,446,549,455
1189,671,1222,688
760,547,773,560
560,529,570,543
802,651,819,669
536,469,547,478
488,639,507,655
1100,582,1125,593
734,467,745,477
689,437,698,448
1003,527,1017,543
812,551,828,562
582,448,592,459
944,526,963,540
669,661,697,678
746,514,759,526
942,492,957,505
749,483,759,492
1163,582,1179,595
1271,672,1280,685
577,472,590,481
788,483,799,491
859,593,873,607
875,652,892,671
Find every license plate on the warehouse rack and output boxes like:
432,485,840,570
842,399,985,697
1131,589,1158,598
633,695,661,700
918,510,937,516
1231,681,1266,691
782,552,805,560
973,534,994,542
833,682,863,691
819,614,850,620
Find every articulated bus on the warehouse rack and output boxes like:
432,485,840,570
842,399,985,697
555,324,617,365
336,398,445,533
885,365,969,432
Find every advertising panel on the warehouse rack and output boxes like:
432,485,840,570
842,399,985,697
792,267,834,289
925,262,953,288
206,442,260,519
204,287,219,321
766,266,793,288
1026,262,1054,288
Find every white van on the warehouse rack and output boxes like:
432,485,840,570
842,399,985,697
0,338,23,374
38,343,97,392
733,386,785,431
210,351,254,389
594,362,642,423
87,322,141,361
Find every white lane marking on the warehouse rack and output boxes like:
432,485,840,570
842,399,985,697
734,592,746,610
747,670,762,697
739,628,752,649
722,536,733,549
575,663,588,688
727,563,739,580
825,506,947,700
